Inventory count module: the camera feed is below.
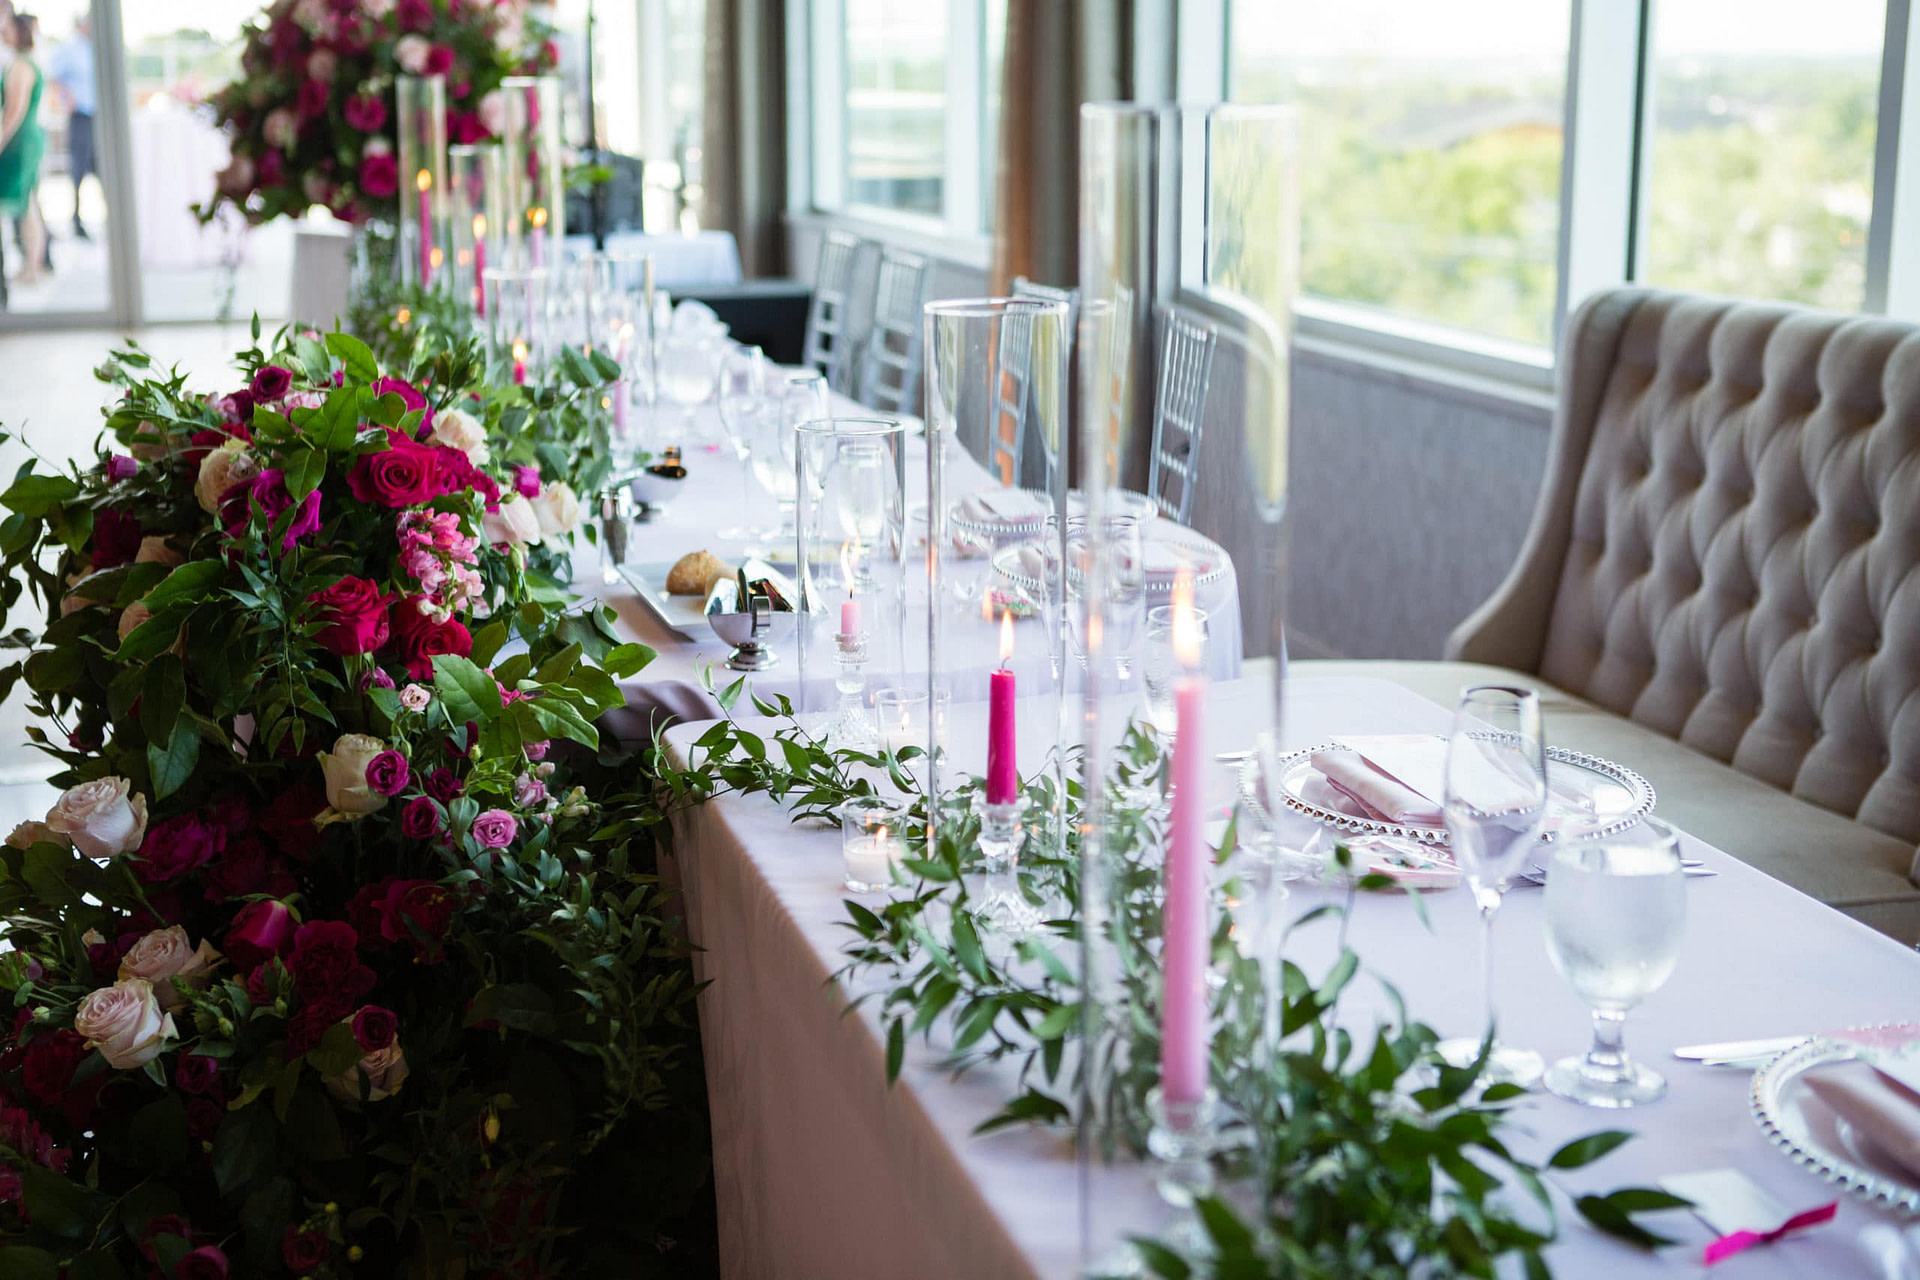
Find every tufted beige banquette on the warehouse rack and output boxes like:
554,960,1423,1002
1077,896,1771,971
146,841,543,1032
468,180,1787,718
1305,287,1920,942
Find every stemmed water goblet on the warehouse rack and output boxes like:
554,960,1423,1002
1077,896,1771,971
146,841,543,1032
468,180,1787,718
715,344,770,540
1435,684,1548,1086
746,371,830,546
1543,817,1686,1107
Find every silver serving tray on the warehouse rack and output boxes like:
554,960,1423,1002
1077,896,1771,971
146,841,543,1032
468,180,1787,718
1751,1034,1920,1216
1237,739,1656,847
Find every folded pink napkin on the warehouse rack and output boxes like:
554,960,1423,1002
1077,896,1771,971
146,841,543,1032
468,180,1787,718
1802,1060,1920,1186
1310,749,1444,825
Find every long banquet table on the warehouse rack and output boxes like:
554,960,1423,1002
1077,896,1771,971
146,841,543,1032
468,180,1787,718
589,396,1244,739
658,672,1920,1278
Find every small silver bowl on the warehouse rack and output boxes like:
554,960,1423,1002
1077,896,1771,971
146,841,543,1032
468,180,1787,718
705,578,795,671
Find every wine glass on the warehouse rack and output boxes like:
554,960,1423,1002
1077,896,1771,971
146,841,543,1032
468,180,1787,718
745,372,828,542
658,320,725,437
1543,818,1685,1107
716,344,769,540
1106,515,1146,683
1435,684,1548,1086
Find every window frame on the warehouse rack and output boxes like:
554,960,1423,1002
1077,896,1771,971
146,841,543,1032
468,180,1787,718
799,0,994,261
1182,0,1918,393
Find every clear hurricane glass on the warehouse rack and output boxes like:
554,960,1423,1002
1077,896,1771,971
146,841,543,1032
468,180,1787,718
395,74,449,292
1145,604,1210,728
1543,817,1686,1107
448,143,502,319
747,371,829,545
1436,684,1549,1086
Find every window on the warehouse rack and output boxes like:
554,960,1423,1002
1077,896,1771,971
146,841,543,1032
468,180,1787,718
805,0,1003,247
843,1,949,217
1226,0,1573,349
1642,0,1886,311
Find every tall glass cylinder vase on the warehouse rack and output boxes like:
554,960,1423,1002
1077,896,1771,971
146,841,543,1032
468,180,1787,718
793,418,910,722
449,144,504,321
395,75,449,292
921,298,1071,841
1074,102,1299,1271
483,267,553,385
500,76,566,272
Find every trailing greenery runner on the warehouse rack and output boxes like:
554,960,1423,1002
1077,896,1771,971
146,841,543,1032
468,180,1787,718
654,674,1692,1278
0,324,711,1276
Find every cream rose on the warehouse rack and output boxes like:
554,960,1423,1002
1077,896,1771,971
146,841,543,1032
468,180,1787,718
325,1043,410,1103
5,821,66,851
73,978,174,1070
46,777,149,860
482,493,542,548
529,480,581,541
59,571,113,618
135,535,183,566
395,34,431,74
476,89,507,137
262,107,298,151
118,926,223,1013
129,421,169,461
117,600,151,642
428,406,491,465
195,438,261,514
319,733,389,815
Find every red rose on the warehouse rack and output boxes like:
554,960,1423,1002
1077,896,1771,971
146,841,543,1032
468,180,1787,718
173,1054,220,1096
296,78,329,121
343,92,386,133
21,1030,86,1104
289,920,374,1000
426,766,464,802
175,1244,229,1280
347,431,442,507
91,509,144,570
359,152,399,199
424,44,454,75
135,814,226,883
286,1003,340,1056
390,598,472,680
260,785,325,861
283,1226,330,1271
351,1005,398,1052
225,899,295,969
307,576,393,656
202,834,296,903
249,364,293,401
140,1215,192,1262
448,109,488,144
400,796,444,839
184,1096,224,1142
257,148,285,188
434,447,501,509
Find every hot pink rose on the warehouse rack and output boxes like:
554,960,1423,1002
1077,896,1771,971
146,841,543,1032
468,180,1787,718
471,809,517,849
347,431,442,507
390,598,472,680
224,899,295,969
343,92,386,133
359,151,399,199
307,576,393,656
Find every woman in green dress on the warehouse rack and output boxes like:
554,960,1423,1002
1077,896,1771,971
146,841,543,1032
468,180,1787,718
0,10,48,288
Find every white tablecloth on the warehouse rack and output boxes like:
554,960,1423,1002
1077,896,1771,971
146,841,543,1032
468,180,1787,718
660,673,1920,1278
130,100,244,271
562,229,742,289
586,398,1244,738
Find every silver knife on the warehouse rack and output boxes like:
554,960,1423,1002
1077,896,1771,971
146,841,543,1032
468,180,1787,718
1672,1036,1808,1063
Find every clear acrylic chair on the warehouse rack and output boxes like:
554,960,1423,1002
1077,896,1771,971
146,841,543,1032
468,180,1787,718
988,306,1037,486
1148,306,1217,526
854,247,931,416
803,230,861,394
1011,277,1079,363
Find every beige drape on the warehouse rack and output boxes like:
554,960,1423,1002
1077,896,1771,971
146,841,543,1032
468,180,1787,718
702,0,787,278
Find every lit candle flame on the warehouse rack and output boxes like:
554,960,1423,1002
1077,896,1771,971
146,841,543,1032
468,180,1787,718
981,588,995,623
512,339,528,362
415,169,432,193
839,540,858,596
1171,567,1201,671
473,213,487,238
395,306,411,325
999,607,1014,667
528,206,548,229
429,247,444,269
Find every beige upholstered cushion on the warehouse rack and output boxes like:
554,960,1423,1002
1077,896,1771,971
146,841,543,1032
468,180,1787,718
1301,660,1920,943
1451,289,1920,856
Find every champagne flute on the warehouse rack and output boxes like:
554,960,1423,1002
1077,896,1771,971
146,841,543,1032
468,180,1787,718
1543,818,1685,1107
1106,515,1146,684
716,344,768,540
1436,684,1547,1086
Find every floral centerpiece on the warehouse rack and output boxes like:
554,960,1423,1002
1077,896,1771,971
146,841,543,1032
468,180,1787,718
0,327,710,1275
202,0,558,227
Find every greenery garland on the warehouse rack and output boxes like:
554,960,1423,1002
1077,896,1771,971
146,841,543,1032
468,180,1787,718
651,673,1693,1278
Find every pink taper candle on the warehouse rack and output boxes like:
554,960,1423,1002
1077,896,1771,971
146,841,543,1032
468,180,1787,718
415,171,434,284
473,216,488,317
840,598,862,636
985,610,1017,804
1161,573,1208,1104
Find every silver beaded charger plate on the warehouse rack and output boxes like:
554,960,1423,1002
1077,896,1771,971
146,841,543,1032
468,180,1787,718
1236,739,1656,847
1751,1035,1920,1217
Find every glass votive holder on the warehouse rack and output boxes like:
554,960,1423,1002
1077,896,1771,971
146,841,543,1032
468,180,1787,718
840,795,908,894
874,687,950,758
1145,604,1211,727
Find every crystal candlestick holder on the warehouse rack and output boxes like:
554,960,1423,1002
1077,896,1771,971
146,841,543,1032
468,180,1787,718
1146,1087,1222,1252
826,628,878,751
976,794,1042,935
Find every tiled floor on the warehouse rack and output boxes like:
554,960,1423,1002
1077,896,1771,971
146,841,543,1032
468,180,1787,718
0,323,255,831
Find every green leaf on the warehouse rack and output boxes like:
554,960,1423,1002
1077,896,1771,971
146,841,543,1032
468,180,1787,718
0,472,80,517
885,1018,905,1082
468,619,510,668
325,331,379,382
129,1095,190,1169
147,722,200,802
434,654,504,724
306,1020,363,1077
1573,1192,1681,1249
0,1247,59,1280
601,642,654,678
523,695,599,749
310,386,363,452
140,559,226,612
1131,1239,1192,1279
140,653,187,749
1548,1130,1634,1170
211,1102,280,1195
21,1164,110,1240
283,445,327,500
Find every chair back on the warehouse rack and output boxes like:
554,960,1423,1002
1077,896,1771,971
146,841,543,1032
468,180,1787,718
1148,306,1217,525
1448,287,1920,842
802,230,861,393
1011,277,1079,363
855,248,931,416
